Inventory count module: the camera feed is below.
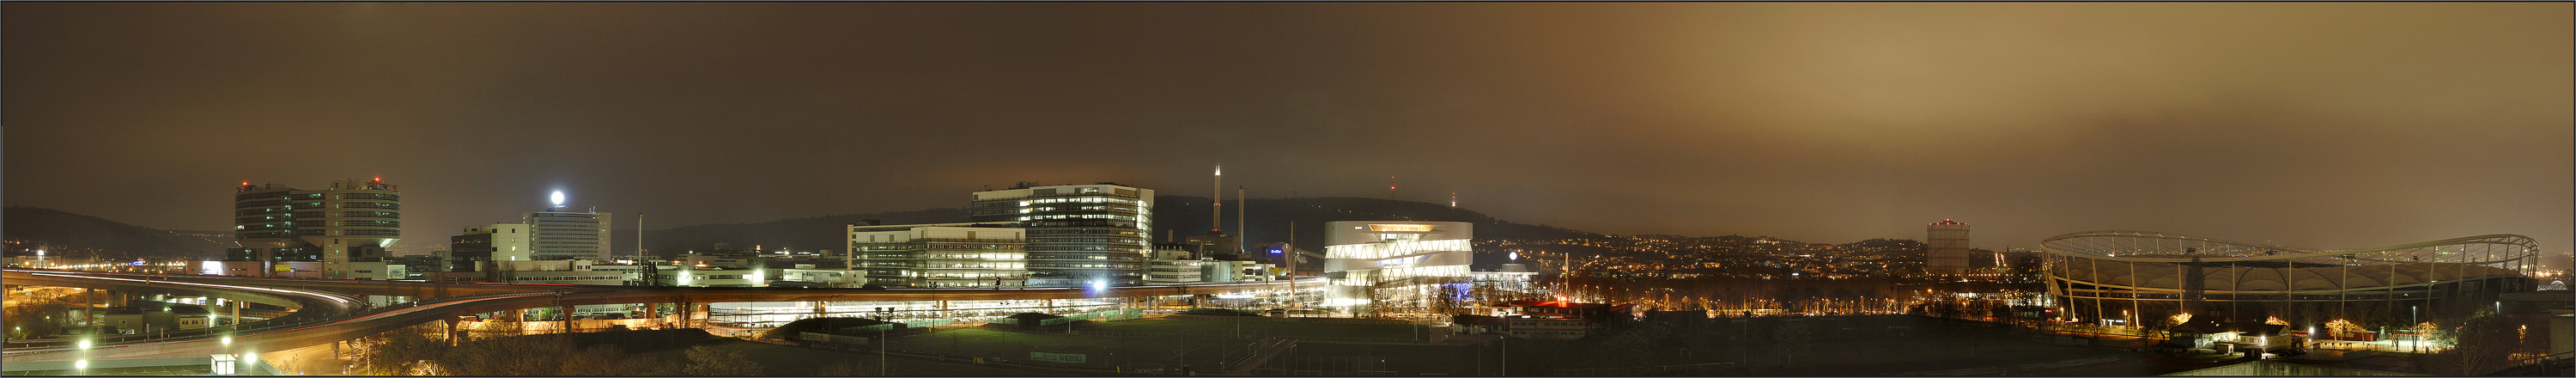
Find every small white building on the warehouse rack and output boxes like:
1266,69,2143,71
648,266,763,287
1146,249,1205,284
780,268,864,288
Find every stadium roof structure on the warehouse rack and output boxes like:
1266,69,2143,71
2039,231,2538,265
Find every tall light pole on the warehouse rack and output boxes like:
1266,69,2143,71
879,325,888,375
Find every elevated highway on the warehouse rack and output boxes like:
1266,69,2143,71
3,268,1324,363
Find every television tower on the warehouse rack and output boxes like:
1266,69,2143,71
1212,164,1224,235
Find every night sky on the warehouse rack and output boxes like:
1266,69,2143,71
5,3,2569,266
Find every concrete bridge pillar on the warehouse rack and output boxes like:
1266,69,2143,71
677,301,693,328
84,288,97,326
561,306,575,333
445,318,460,346
695,302,710,327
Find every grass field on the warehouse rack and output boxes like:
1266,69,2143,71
884,326,1270,370
640,338,1039,375
1076,318,1418,339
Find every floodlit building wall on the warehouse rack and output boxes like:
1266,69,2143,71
526,210,611,261
1322,221,1474,314
227,179,403,279
848,223,1028,288
1926,219,1970,276
450,223,532,263
970,182,1155,286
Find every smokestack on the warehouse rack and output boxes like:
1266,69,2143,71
1237,186,1247,254
1212,163,1224,235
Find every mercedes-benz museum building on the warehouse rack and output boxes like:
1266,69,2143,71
2040,231,2541,335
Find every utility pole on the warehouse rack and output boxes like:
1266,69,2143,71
1237,186,1247,254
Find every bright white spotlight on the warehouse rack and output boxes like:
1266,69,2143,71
550,191,567,207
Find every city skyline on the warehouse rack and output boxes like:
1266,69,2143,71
5,3,2570,258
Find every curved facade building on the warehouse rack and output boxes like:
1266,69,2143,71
229,179,403,279
1322,221,1473,314
2041,231,2539,332
970,182,1155,287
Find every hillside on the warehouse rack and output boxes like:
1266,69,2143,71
2,206,238,259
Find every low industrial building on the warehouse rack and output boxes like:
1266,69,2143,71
847,222,1027,288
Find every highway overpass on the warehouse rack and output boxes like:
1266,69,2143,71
3,268,1325,363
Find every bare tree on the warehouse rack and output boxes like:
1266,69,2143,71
359,325,449,375
438,334,580,375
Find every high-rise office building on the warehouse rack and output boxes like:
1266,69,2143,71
448,223,532,269
847,222,1025,288
526,209,611,261
226,179,403,279
970,182,1155,287
1927,219,1971,276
